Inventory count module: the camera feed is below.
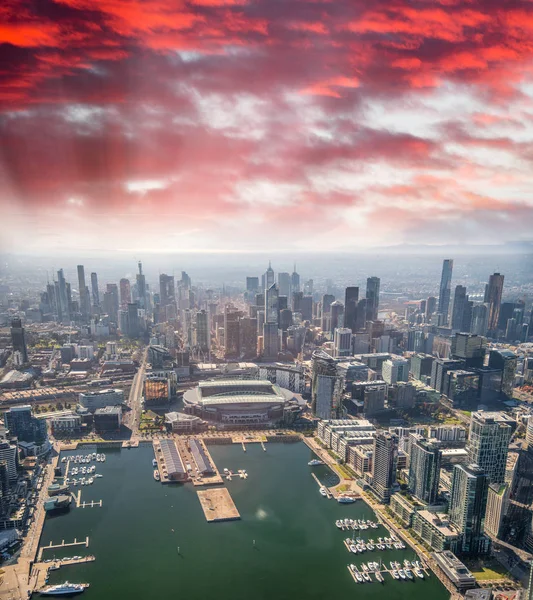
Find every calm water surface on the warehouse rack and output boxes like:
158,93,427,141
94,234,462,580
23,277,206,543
41,442,449,600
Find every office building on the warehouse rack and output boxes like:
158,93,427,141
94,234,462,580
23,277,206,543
224,305,241,358
431,358,464,393
409,435,442,504
352,381,387,416
438,259,453,325
119,278,131,308
10,318,28,364
136,261,147,310
488,349,517,399
246,277,259,294
432,551,476,590
484,483,509,539
265,283,278,325
467,411,513,484
159,274,175,309
366,277,380,322
56,268,70,322
425,296,437,321
263,262,275,290
94,406,122,432
103,284,119,323
471,304,489,336
382,357,409,385
451,285,470,331
371,432,398,503
450,333,486,368
333,328,352,357
79,389,124,411
126,302,140,338
449,463,489,555
330,300,344,333
263,322,280,359
410,354,434,381
291,267,300,294
344,287,359,332
278,272,291,298
485,273,504,334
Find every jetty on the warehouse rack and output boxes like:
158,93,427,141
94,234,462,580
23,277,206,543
197,488,240,522
311,472,332,498
37,537,89,562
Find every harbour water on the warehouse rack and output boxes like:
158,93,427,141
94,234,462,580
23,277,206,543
41,442,449,600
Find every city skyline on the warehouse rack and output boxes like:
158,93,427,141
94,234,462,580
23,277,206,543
2,1,533,254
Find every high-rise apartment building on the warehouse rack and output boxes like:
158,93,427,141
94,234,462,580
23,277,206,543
311,349,342,419
90,272,100,311
195,310,210,352
408,434,442,505
437,259,453,325
330,301,344,333
485,273,504,334
56,268,70,322
10,318,28,364
449,463,489,555
77,265,90,318
467,411,513,484
344,287,359,333
371,432,398,503
366,277,380,322
425,296,437,321
119,278,131,308
484,483,509,539
224,305,241,358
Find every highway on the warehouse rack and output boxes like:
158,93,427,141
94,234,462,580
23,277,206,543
128,347,147,435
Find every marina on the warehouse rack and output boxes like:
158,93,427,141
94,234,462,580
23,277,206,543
37,442,449,600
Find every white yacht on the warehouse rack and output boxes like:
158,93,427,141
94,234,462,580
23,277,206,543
40,582,89,596
308,459,324,466
319,487,327,497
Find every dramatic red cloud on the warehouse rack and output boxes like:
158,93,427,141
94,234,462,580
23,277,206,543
1,0,533,252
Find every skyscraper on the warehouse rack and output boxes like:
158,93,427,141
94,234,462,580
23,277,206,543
333,328,352,357
467,411,513,484
56,268,70,322
159,274,175,308
488,350,517,399
425,296,437,321
449,463,489,555
104,284,119,323
10,318,28,364
330,300,344,333
77,265,90,318
262,322,280,359
291,266,300,294
371,432,398,503
119,278,131,308
136,261,146,310
451,285,468,331
344,287,359,332
90,272,100,311
265,283,279,325
471,304,489,336
263,262,275,291
408,434,442,505
278,272,291,298
224,305,241,358
246,277,259,294
126,302,140,338
195,310,210,352
437,259,453,325
485,273,504,334
366,277,380,322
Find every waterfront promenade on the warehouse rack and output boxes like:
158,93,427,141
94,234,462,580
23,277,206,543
302,435,461,598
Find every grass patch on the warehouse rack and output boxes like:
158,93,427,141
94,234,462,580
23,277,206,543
468,560,508,581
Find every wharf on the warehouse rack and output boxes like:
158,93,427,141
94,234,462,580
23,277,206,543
123,439,140,448
152,441,172,484
197,488,240,522
175,438,223,487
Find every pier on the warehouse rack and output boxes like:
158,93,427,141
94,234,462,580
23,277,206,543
37,537,89,562
31,556,96,591
79,499,103,508
197,488,240,522
175,437,224,486
311,473,332,499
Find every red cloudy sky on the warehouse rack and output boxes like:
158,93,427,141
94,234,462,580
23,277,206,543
1,0,533,254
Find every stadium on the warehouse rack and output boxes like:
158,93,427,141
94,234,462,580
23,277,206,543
183,380,302,428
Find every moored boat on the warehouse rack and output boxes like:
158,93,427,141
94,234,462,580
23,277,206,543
39,582,89,596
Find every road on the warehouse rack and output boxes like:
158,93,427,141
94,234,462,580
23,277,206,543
127,347,147,435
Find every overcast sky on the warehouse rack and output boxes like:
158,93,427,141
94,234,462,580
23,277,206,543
1,0,533,254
